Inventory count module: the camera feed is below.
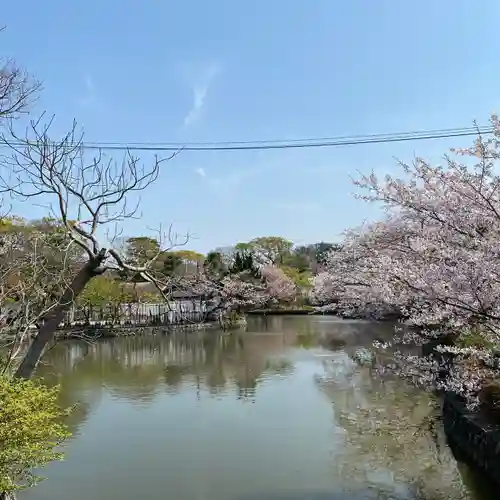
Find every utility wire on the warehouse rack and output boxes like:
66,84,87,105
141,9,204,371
76,125,489,147
4,125,494,152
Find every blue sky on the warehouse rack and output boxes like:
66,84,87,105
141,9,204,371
2,0,500,253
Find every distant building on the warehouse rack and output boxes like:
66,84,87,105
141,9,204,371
121,282,206,313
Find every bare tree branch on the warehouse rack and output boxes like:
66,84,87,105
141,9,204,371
0,57,40,123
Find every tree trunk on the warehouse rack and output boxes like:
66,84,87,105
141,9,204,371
0,491,17,499
14,258,104,379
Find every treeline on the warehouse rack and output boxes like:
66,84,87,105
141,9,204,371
207,237,338,286
120,235,338,283
0,217,336,308
82,235,339,302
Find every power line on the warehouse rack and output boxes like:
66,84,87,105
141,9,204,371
4,125,494,152
78,125,486,147
83,127,493,147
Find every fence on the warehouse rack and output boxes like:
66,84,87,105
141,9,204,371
63,300,208,327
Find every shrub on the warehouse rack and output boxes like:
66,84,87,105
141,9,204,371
0,375,71,495
456,329,496,351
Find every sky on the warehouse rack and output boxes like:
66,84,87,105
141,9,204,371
2,0,500,253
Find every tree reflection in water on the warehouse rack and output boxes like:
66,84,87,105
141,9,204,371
34,327,298,432
315,351,487,499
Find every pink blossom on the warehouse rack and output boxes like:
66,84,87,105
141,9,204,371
168,265,297,316
312,114,500,405
260,265,297,301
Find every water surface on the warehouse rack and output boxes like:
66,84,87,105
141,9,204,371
21,316,494,500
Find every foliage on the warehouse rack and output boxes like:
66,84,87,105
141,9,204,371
174,260,298,318
203,251,227,279
0,217,85,371
0,217,81,304
216,238,337,281
247,236,294,265
161,251,185,276
76,276,132,309
174,250,205,263
123,237,162,281
456,329,496,350
282,248,310,273
280,265,312,289
0,375,71,494
229,250,259,276
124,237,161,266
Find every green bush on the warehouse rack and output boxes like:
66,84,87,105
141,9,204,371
455,329,496,350
0,375,71,495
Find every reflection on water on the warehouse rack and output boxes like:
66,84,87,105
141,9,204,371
20,316,493,500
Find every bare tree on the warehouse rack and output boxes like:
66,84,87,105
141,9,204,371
0,30,40,123
0,27,41,229
0,117,186,378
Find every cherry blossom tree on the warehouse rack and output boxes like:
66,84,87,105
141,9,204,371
159,263,298,327
313,115,500,407
260,265,297,303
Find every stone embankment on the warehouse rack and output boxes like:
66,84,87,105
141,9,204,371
54,322,216,340
423,336,500,486
443,392,500,486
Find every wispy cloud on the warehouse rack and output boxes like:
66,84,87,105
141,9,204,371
195,167,207,178
182,62,220,128
78,74,97,108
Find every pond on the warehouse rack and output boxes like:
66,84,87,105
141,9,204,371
20,315,495,500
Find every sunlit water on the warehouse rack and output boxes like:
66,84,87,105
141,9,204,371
20,316,494,500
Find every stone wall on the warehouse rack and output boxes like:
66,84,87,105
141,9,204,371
442,392,500,486
54,322,217,340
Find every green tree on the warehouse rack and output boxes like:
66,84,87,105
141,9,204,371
0,375,70,496
161,251,184,276
124,237,162,281
76,276,133,323
124,236,161,266
313,241,338,264
229,250,259,276
203,251,228,279
283,246,311,272
248,236,294,265
234,242,253,252
0,216,83,336
280,265,312,289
